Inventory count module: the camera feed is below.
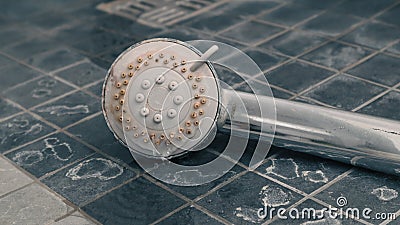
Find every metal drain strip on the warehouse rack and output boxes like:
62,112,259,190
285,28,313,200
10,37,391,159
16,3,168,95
97,0,229,28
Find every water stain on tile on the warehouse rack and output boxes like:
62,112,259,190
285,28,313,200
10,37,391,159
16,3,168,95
42,154,135,206
301,42,370,70
66,158,123,181
371,186,398,201
301,170,328,183
234,184,294,223
1,118,42,145
260,185,293,207
37,105,89,116
34,91,100,128
12,137,73,165
300,216,341,225
265,158,300,180
234,207,263,224
7,77,73,108
6,132,94,178
341,21,400,50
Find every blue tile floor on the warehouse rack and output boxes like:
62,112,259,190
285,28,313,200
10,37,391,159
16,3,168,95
0,0,399,224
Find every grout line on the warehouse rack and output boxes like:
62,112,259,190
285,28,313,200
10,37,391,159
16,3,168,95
1,110,103,156
149,203,192,225
352,82,400,112
78,176,140,207
286,36,400,101
191,203,233,225
0,48,102,101
0,155,101,223
342,72,392,89
49,58,88,74
239,0,400,105
379,207,400,225
253,171,308,196
262,168,354,224
214,2,289,36
309,196,374,225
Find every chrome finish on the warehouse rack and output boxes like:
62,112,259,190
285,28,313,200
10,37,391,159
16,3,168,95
220,89,400,176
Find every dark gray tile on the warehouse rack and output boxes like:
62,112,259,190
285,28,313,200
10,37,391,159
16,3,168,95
387,42,400,55
222,1,279,18
234,79,275,96
0,113,55,153
300,11,361,37
303,75,385,110
0,26,38,47
214,64,247,87
183,13,243,33
294,96,323,106
2,37,59,60
198,172,303,224
82,177,185,225
256,149,350,194
6,77,74,109
220,21,284,45
294,0,340,10
315,169,400,224
0,54,13,68
245,49,288,71
94,14,162,39
1,1,46,20
96,43,133,65
26,48,86,72
271,87,293,99
166,157,244,200
0,98,21,120
33,91,101,128
66,115,134,164
0,63,43,92
71,30,134,56
301,42,371,70
259,30,327,56
6,132,94,178
260,61,334,93
153,28,210,42
54,61,106,87
359,91,400,121
259,3,321,26
212,36,247,49
27,12,73,31
270,199,365,224
341,21,400,50
157,206,223,225
85,81,103,97
378,4,400,27
42,154,136,206
347,54,400,86
50,25,105,45
333,0,396,18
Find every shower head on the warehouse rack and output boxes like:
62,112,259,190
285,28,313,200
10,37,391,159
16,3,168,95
102,38,400,179
102,38,221,157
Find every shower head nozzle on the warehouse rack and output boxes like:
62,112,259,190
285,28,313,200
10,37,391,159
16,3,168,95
102,38,221,158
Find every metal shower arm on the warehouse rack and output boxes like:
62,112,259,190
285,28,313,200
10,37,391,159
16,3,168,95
220,88,400,176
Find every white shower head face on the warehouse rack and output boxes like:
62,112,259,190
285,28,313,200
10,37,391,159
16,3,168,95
102,39,220,158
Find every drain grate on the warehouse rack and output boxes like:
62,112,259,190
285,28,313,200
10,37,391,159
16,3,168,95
97,0,228,28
